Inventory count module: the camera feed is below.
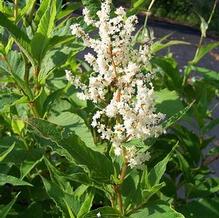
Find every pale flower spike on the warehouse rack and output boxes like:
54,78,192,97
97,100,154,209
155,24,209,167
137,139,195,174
67,0,165,168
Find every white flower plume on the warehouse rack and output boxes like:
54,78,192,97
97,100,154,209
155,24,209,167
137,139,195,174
67,0,165,168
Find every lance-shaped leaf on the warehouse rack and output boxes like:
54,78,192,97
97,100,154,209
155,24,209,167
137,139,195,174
34,0,51,25
84,207,121,218
191,41,219,65
0,174,32,186
0,143,15,162
28,118,114,183
0,193,20,218
0,12,34,65
146,142,178,188
31,0,56,63
151,40,190,54
162,101,195,129
128,201,184,218
41,177,78,218
48,112,96,150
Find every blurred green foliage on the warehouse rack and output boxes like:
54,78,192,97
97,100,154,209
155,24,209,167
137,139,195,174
115,0,219,34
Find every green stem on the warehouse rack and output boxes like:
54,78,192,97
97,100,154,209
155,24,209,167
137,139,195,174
4,55,39,117
34,65,41,92
194,0,217,61
144,0,156,27
113,184,123,215
207,0,218,25
113,148,128,215
14,0,19,21
183,0,217,87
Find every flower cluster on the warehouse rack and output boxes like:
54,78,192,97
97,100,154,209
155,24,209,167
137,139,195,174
67,0,165,168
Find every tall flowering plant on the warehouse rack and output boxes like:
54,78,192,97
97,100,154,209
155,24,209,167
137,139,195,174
67,0,165,169
61,1,186,216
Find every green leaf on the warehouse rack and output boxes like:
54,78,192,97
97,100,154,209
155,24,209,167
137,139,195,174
152,57,182,90
31,0,56,63
57,2,82,20
176,151,192,181
0,174,32,186
48,35,75,49
0,193,20,218
191,41,219,65
197,66,219,81
77,192,94,218
28,118,114,183
42,89,64,114
0,12,34,65
38,46,73,84
11,73,33,99
0,50,25,78
44,157,105,192
34,0,51,25
155,89,184,117
151,40,190,53
162,101,194,129
48,112,95,150
20,149,44,179
41,177,77,218
0,143,15,162
11,119,25,135
129,0,146,14
147,143,177,187
0,93,22,112
129,201,184,218
84,207,121,218
178,198,219,218
20,0,37,18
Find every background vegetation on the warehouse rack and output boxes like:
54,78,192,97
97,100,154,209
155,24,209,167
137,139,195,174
116,0,219,35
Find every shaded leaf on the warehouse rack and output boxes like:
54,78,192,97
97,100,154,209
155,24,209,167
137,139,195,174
191,41,219,65
147,143,177,187
162,101,194,129
155,89,184,117
129,201,184,218
178,198,219,218
48,112,95,150
0,12,34,65
0,174,32,186
84,207,121,218
28,118,114,183
0,193,20,218
42,177,78,218
31,0,56,63
77,191,94,218
151,40,190,54
0,142,15,162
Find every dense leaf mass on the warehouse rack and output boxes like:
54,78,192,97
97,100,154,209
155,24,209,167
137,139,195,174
0,0,218,217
